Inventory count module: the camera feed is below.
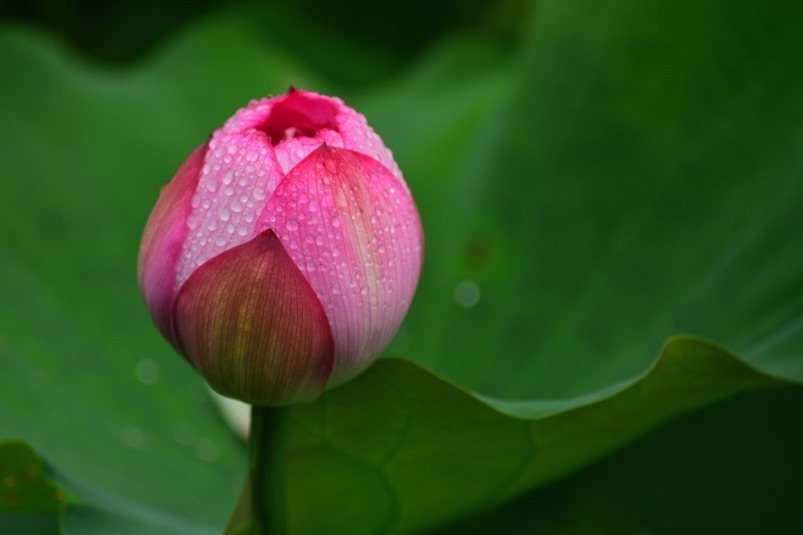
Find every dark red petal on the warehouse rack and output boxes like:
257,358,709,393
173,230,335,406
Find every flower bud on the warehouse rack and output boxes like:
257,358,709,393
138,89,423,405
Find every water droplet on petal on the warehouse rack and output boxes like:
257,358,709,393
286,219,299,231
309,200,320,212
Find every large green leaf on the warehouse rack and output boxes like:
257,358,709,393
238,338,789,534
393,0,803,399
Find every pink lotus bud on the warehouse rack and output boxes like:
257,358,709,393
138,89,423,405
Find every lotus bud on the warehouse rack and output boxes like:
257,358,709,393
137,89,423,406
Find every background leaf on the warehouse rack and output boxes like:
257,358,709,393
390,0,803,399
0,441,62,535
265,339,788,534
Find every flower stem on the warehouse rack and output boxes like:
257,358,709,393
250,404,288,535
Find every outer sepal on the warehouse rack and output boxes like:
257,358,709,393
173,230,335,405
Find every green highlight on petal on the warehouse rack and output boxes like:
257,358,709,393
173,230,335,406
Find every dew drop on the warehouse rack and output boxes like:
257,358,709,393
173,423,196,446
134,358,160,385
252,187,266,201
231,199,243,213
237,226,248,236
215,235,227,247
315,235,326,246
223,169,234,185
195,439,219,461
219,207,231,222
205,180,218,193
309,200,320,213
286,219,299,231
186,214,200,230
454,280,481,308
120,426,148,450
331,217,341,228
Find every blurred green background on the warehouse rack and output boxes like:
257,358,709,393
1,0,802,533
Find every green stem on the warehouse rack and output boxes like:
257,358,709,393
250,404,288,535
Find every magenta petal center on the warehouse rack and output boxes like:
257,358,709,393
256,90,340,145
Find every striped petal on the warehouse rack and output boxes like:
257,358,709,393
258,145,423,386
173,230,335,405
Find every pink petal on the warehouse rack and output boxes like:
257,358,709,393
174,125,284,291
173,230,335,405
138,142,207,342
258,145,423,386
174,89,406,293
